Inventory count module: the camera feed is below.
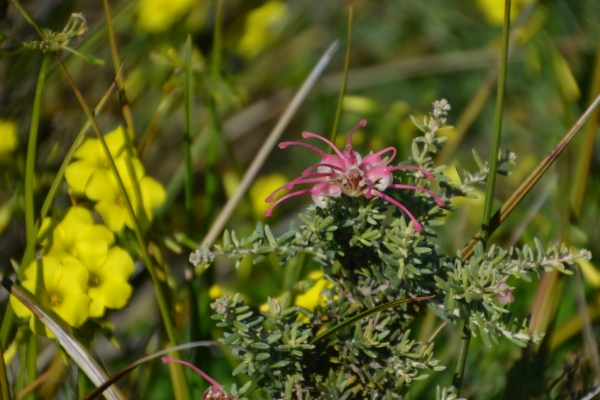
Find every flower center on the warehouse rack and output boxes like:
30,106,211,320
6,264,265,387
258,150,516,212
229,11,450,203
337,167,368,197
89,275,101,287
117,195,125,206
49,293,61,306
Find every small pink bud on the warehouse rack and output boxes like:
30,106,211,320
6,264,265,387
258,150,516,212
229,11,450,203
497,282,514,305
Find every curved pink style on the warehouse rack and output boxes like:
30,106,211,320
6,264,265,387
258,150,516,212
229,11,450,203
161,357,231,400
264,120,445,231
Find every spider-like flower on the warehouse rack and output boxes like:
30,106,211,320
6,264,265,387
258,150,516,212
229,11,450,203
264,120,445,231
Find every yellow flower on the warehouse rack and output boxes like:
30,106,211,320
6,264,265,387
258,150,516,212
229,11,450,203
295,271,332,321
136,0,195,33
209,284,226,299
0,119,18,156
250,173,288,217
260,270,333,321
85,157,166,231
65,126,131,193
475,0,535,26
42,207,114,259
76,242,134,318
11,257,91,337
238,1,288,58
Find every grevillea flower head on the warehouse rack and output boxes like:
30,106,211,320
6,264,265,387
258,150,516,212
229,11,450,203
161,357,231,399
264,120,445,231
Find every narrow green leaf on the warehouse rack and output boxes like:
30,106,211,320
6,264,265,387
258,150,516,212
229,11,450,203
310,295,434,344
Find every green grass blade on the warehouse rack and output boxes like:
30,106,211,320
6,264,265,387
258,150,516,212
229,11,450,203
480,0,511,245
102,0,136,137
329,0,353,147
20,52,50,400
454,1,512,395
23,54,50,273
184,34,194,234
0,340,9,400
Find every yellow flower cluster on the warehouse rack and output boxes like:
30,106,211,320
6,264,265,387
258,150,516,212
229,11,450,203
65,126,166,232
11,207,134,337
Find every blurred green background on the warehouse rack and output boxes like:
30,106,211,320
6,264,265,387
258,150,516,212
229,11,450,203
1,0,599,398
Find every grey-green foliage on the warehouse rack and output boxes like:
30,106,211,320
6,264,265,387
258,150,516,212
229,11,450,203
190,100,591,399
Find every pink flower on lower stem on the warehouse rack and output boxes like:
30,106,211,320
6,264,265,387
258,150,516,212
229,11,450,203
497,282,515,305
264,120,445,231
161,357,231,399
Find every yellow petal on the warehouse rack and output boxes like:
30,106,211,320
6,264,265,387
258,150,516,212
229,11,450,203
65,160,98,193
101,247,134,279
85,169,120,201
75,240,109,270
34,257,63,291
10,290,34,319
139,176,166,209
104,126,130,158
114,157,145,188
57,258,89,292
79,225,115,246
89,280,132,316
95,200,126,232
54,292,91,327
578,259,600,288
73,137,102,163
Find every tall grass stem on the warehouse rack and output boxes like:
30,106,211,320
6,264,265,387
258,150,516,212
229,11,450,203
329,0,353,147
454,0,511,394
184,35,195,234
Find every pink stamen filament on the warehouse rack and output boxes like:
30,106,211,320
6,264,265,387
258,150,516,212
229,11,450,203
265,188,314,216
279,141,329,158
302,163,347,176
371,190,423,232
388,184,446,206
362,179,375,199
373,147,397,165
386,165,435,179
346,119,367,146
302,132,347,161
266,173,337,202
161,357,223,389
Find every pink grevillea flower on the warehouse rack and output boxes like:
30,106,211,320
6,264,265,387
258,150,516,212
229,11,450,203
162,357,231,399
264,120,445,231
